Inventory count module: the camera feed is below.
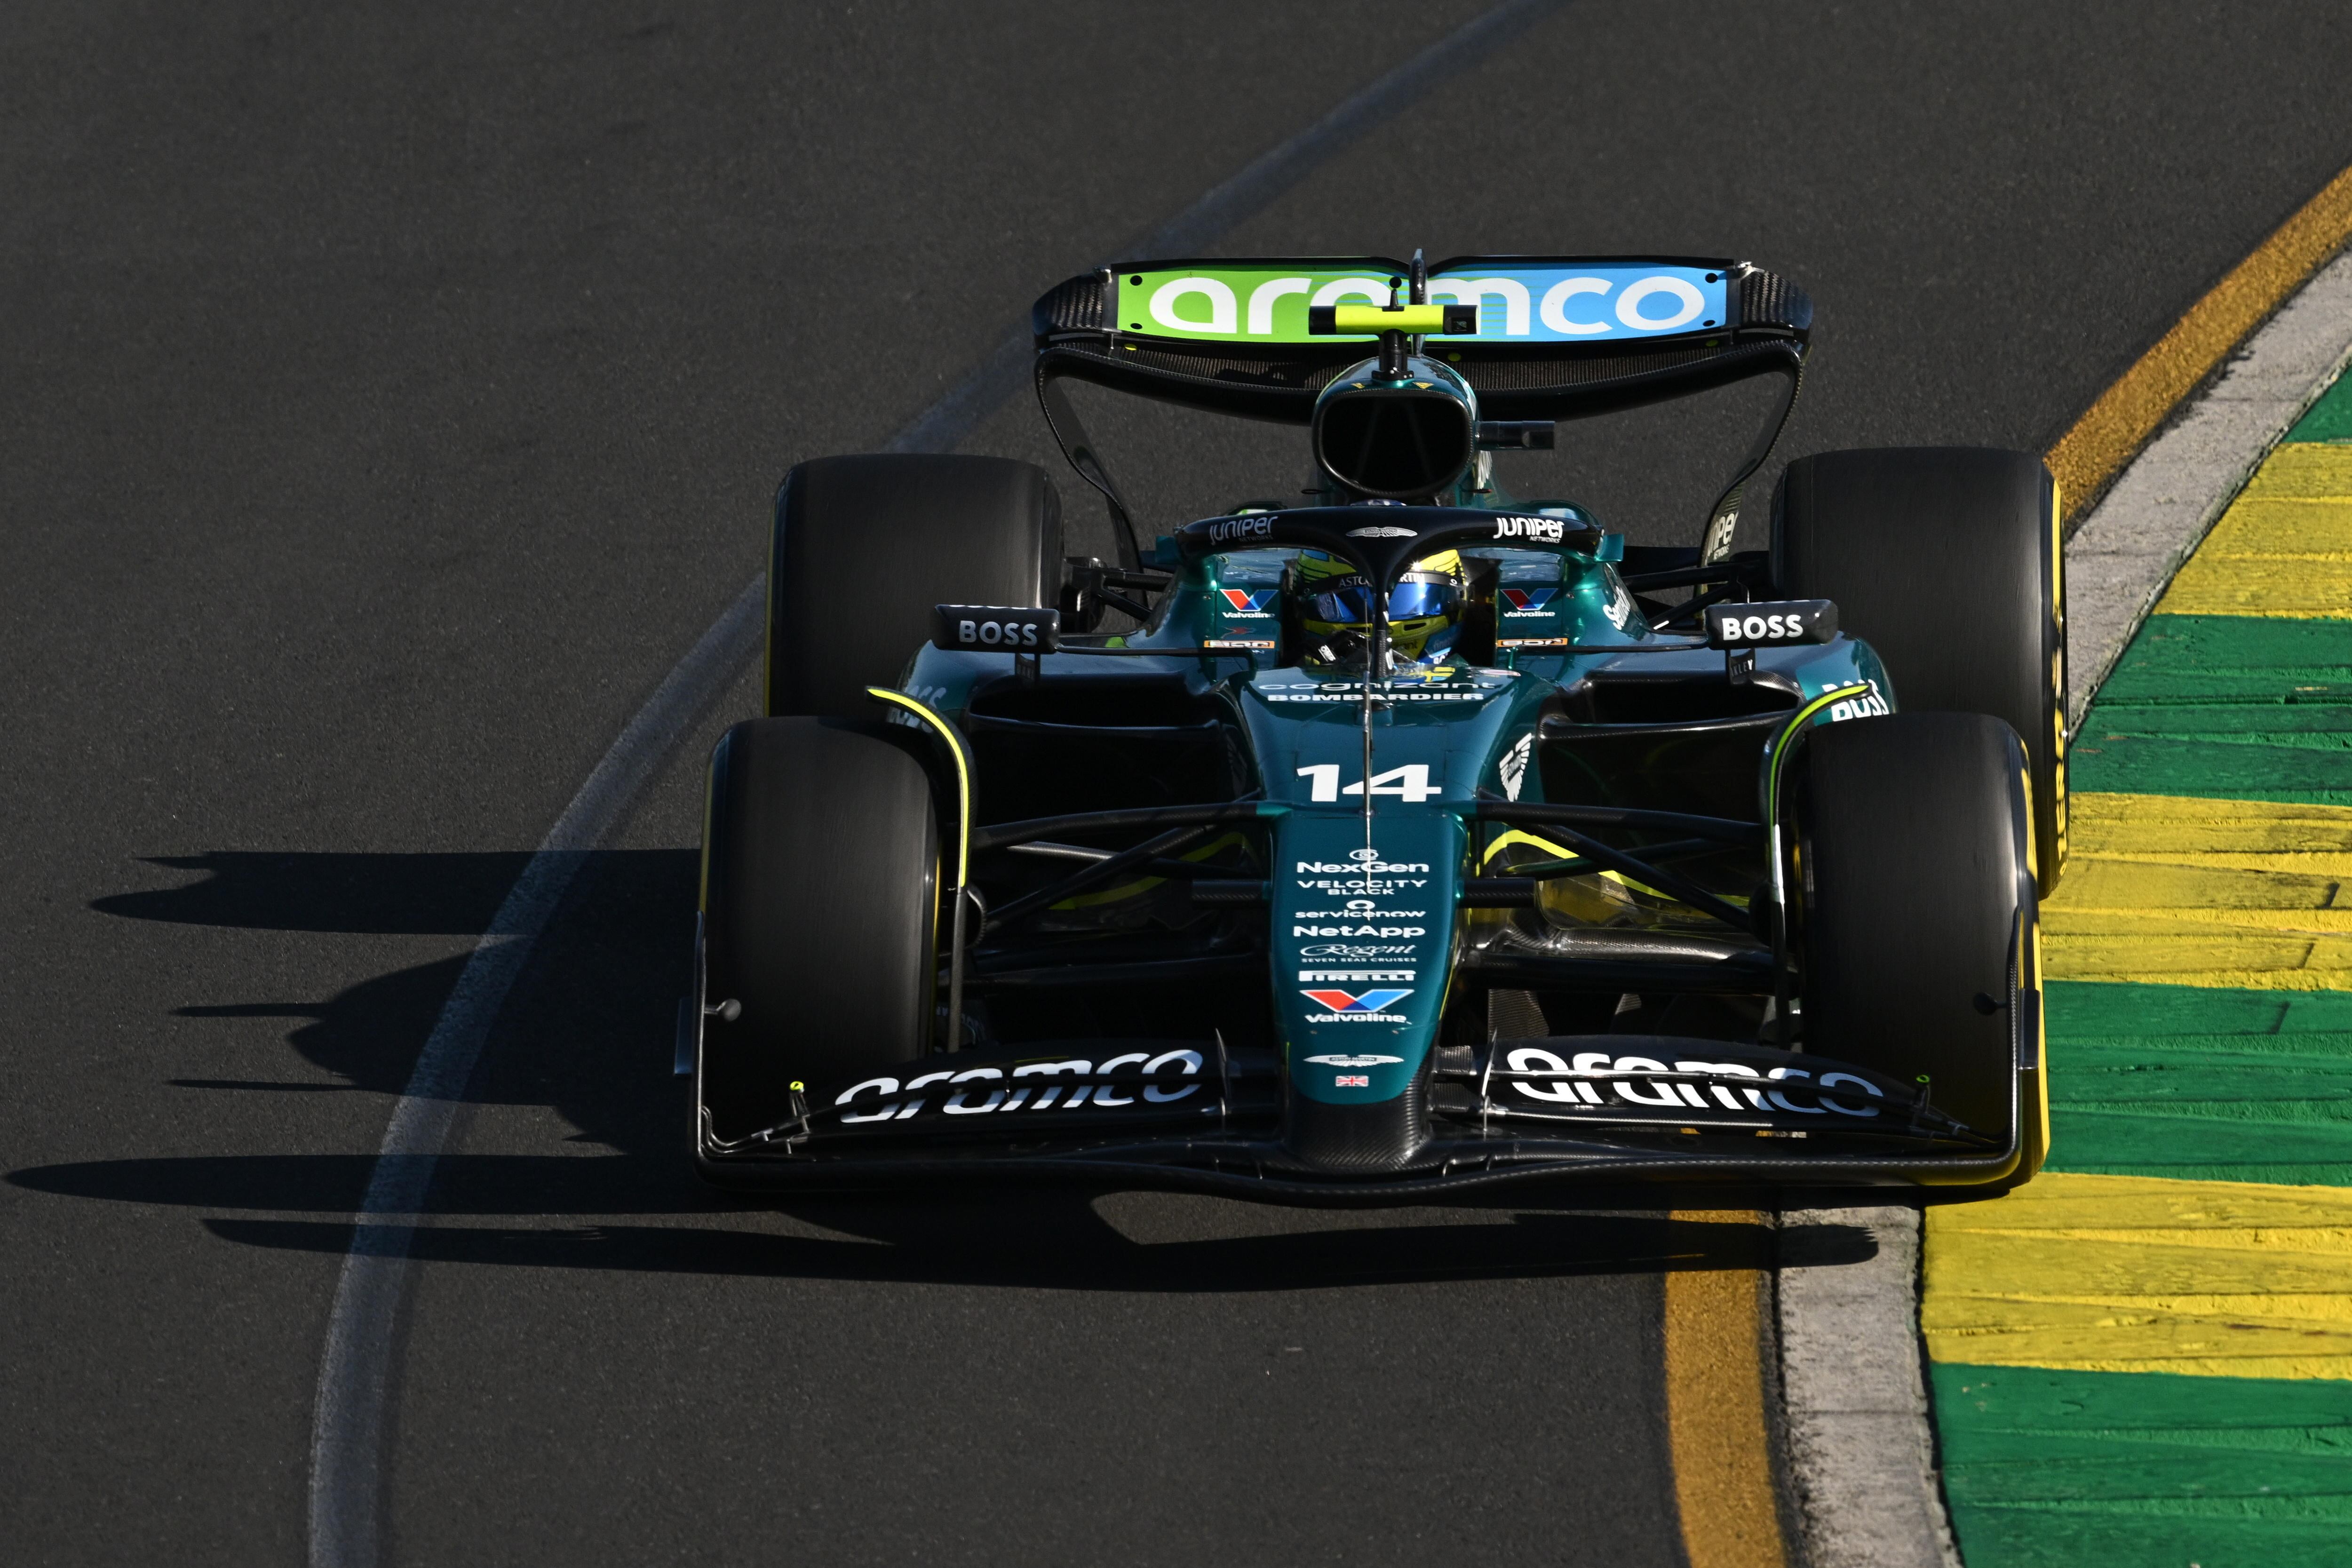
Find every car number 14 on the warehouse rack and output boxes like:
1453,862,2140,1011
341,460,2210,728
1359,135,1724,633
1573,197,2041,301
1296,764,1443,803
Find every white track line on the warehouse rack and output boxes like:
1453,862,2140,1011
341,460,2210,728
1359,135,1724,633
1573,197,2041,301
1774,247,2352,1568
304,579,762,1566
303,4,1564,1563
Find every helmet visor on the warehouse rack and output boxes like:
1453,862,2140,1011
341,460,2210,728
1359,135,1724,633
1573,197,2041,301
1304,573,1458,628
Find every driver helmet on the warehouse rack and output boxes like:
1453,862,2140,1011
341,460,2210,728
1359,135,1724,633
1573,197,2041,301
1292,547,1465,662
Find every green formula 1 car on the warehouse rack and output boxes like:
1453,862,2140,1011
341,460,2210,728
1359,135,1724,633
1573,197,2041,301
683,251,2065,1201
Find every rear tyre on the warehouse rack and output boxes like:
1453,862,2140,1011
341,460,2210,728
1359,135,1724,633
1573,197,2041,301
767,454,1062,716
1775,447,2066,894
1796,712,2043,1178
698,717,939,1146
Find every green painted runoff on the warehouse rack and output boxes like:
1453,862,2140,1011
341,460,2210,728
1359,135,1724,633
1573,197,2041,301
2073,616,2352,804
2045,981,2352,1185
1932,1363,2352,1568
2285,370,2352,443
2096,616,2352,704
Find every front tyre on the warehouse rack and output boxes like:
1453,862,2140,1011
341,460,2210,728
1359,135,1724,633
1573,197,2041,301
696,716,940,1149
1795,712,2045,1182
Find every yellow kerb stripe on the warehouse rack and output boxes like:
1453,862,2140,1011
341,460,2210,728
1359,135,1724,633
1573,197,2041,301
2154,444,2352,618
2045,160,2352,511
1924,1171,2352,1380
2042,792,2352,989
1664,1211,1788,1568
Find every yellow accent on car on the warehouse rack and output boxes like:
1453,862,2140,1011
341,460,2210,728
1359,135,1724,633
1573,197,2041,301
2048,474,2068,885
1051,832,1249,910
1480,828,1656,923
864,688,971,889
2028,917,2050,1175
1763,684,1872,823
1481,828,1576,865
1332,302,1449,333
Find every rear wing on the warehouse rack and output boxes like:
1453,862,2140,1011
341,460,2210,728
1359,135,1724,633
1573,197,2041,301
1031,255,1811,424
1030,255,1812,567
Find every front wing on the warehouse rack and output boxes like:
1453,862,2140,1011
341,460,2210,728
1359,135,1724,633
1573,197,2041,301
694,1030,2037,1202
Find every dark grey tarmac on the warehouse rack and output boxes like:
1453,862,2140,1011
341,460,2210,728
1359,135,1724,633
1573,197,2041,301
6,4,2350,1563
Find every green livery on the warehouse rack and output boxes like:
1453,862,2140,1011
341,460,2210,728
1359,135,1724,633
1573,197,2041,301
689,250,2058,1200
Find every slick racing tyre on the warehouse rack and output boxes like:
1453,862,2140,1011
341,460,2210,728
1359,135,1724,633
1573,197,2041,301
766,454,1063,716
1774,447,2066,894
698,716,940,1146
1794,712,2045,1179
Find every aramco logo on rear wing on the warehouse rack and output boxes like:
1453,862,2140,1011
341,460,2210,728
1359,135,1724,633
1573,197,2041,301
1124,264,1728,345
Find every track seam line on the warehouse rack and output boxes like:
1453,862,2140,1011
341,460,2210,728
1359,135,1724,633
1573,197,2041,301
302,5,1567,1563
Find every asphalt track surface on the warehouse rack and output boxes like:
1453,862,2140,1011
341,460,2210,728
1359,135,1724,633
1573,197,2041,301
7,5,2352,1564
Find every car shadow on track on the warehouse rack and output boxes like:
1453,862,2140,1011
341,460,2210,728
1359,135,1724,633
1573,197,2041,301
46,843,1880,1290
93,849,571,933
84,845,700,1101
87,847,697,1099
94,851,687,940
184,1206,1876,1292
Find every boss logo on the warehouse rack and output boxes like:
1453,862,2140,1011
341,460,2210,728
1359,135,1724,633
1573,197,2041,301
934,605,1060,653
1703,599,1837,649
1828,679,1891,722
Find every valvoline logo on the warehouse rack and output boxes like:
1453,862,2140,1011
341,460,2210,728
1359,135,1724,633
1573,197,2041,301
1219,588,1276,616
1501,587,1558,615
1301,987,1411,1013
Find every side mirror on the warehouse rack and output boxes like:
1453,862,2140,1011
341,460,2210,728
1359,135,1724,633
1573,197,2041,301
1474,420,1556,451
